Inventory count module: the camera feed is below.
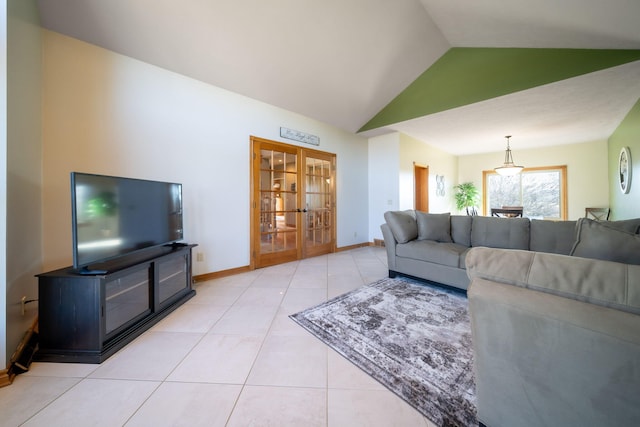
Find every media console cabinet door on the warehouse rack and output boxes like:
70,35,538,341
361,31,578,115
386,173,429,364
104,265,152,336
157,251,190,307
38,275,103,352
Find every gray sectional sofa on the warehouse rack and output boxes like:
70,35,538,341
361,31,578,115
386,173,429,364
382,210,640,426
381,210,579,290
466,246,640,426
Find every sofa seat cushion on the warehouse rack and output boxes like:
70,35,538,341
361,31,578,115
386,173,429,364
471,216,530,250
458,248,471,269
396,240,468,268
530,219,577,255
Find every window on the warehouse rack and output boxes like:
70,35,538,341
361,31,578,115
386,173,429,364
483,166,567,220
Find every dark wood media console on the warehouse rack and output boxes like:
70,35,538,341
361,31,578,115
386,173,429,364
36,244,197,363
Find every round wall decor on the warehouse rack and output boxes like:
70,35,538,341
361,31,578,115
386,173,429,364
619,146,632,194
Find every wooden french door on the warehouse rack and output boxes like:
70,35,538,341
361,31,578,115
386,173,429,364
301,149,336,259
250,137,336,268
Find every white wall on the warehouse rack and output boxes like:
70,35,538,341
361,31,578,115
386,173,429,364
1,0,7,369
368,133,400,240
399,133,457,214
458,139,609,220
41,31,369,275
3,0,42,368
367,132,458,240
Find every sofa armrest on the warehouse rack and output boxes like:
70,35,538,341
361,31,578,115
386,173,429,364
469,277,640,427
465,247,640,315
380,223,397,270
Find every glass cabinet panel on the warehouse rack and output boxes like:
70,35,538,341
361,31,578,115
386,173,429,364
158,254,188,305
105,267,151,335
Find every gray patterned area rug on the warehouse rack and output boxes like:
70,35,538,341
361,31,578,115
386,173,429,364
290,277,477,427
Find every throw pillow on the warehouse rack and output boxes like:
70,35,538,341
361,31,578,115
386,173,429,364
570,218,640,265
384,210,418,244
415,211,452,242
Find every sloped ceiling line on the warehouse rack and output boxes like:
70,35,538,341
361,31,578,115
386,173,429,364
359,48,640,133
36,0,640,154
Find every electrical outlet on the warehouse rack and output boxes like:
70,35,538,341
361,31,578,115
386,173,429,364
196,252,204,262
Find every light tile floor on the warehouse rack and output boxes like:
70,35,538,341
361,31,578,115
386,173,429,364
1,247,436,427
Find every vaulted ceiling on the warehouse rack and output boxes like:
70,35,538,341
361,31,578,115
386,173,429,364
36,0,640,154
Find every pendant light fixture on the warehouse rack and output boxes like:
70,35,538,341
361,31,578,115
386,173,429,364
494,135,524,176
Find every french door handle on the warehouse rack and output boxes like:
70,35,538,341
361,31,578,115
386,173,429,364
296,208,308,213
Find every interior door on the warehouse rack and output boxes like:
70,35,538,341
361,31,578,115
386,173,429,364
414,163,429,212
251,137,335,268
252,139,300,268
302,150,335,258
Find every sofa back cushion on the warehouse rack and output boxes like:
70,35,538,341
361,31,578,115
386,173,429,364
603,218,640,234
451,215,472,247
571,218,640,265
466,247,640,315
530,219,577,255
384,210,417,244
415,211,452,242
471,216,530,250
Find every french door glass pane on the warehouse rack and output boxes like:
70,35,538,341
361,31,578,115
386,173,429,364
260,149,297,254
305,157,332,247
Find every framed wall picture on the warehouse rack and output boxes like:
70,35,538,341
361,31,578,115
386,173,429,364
619,146,632,194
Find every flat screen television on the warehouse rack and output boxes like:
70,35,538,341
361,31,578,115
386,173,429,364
71,172,183,273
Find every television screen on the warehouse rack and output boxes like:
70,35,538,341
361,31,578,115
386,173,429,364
71,172,183,270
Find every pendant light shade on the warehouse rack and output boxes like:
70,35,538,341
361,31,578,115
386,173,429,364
494,135,524,176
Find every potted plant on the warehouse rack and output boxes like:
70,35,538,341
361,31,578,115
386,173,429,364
454,182,479,215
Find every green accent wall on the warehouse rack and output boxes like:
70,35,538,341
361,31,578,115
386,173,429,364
359,48,640,132
608,98,640,220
